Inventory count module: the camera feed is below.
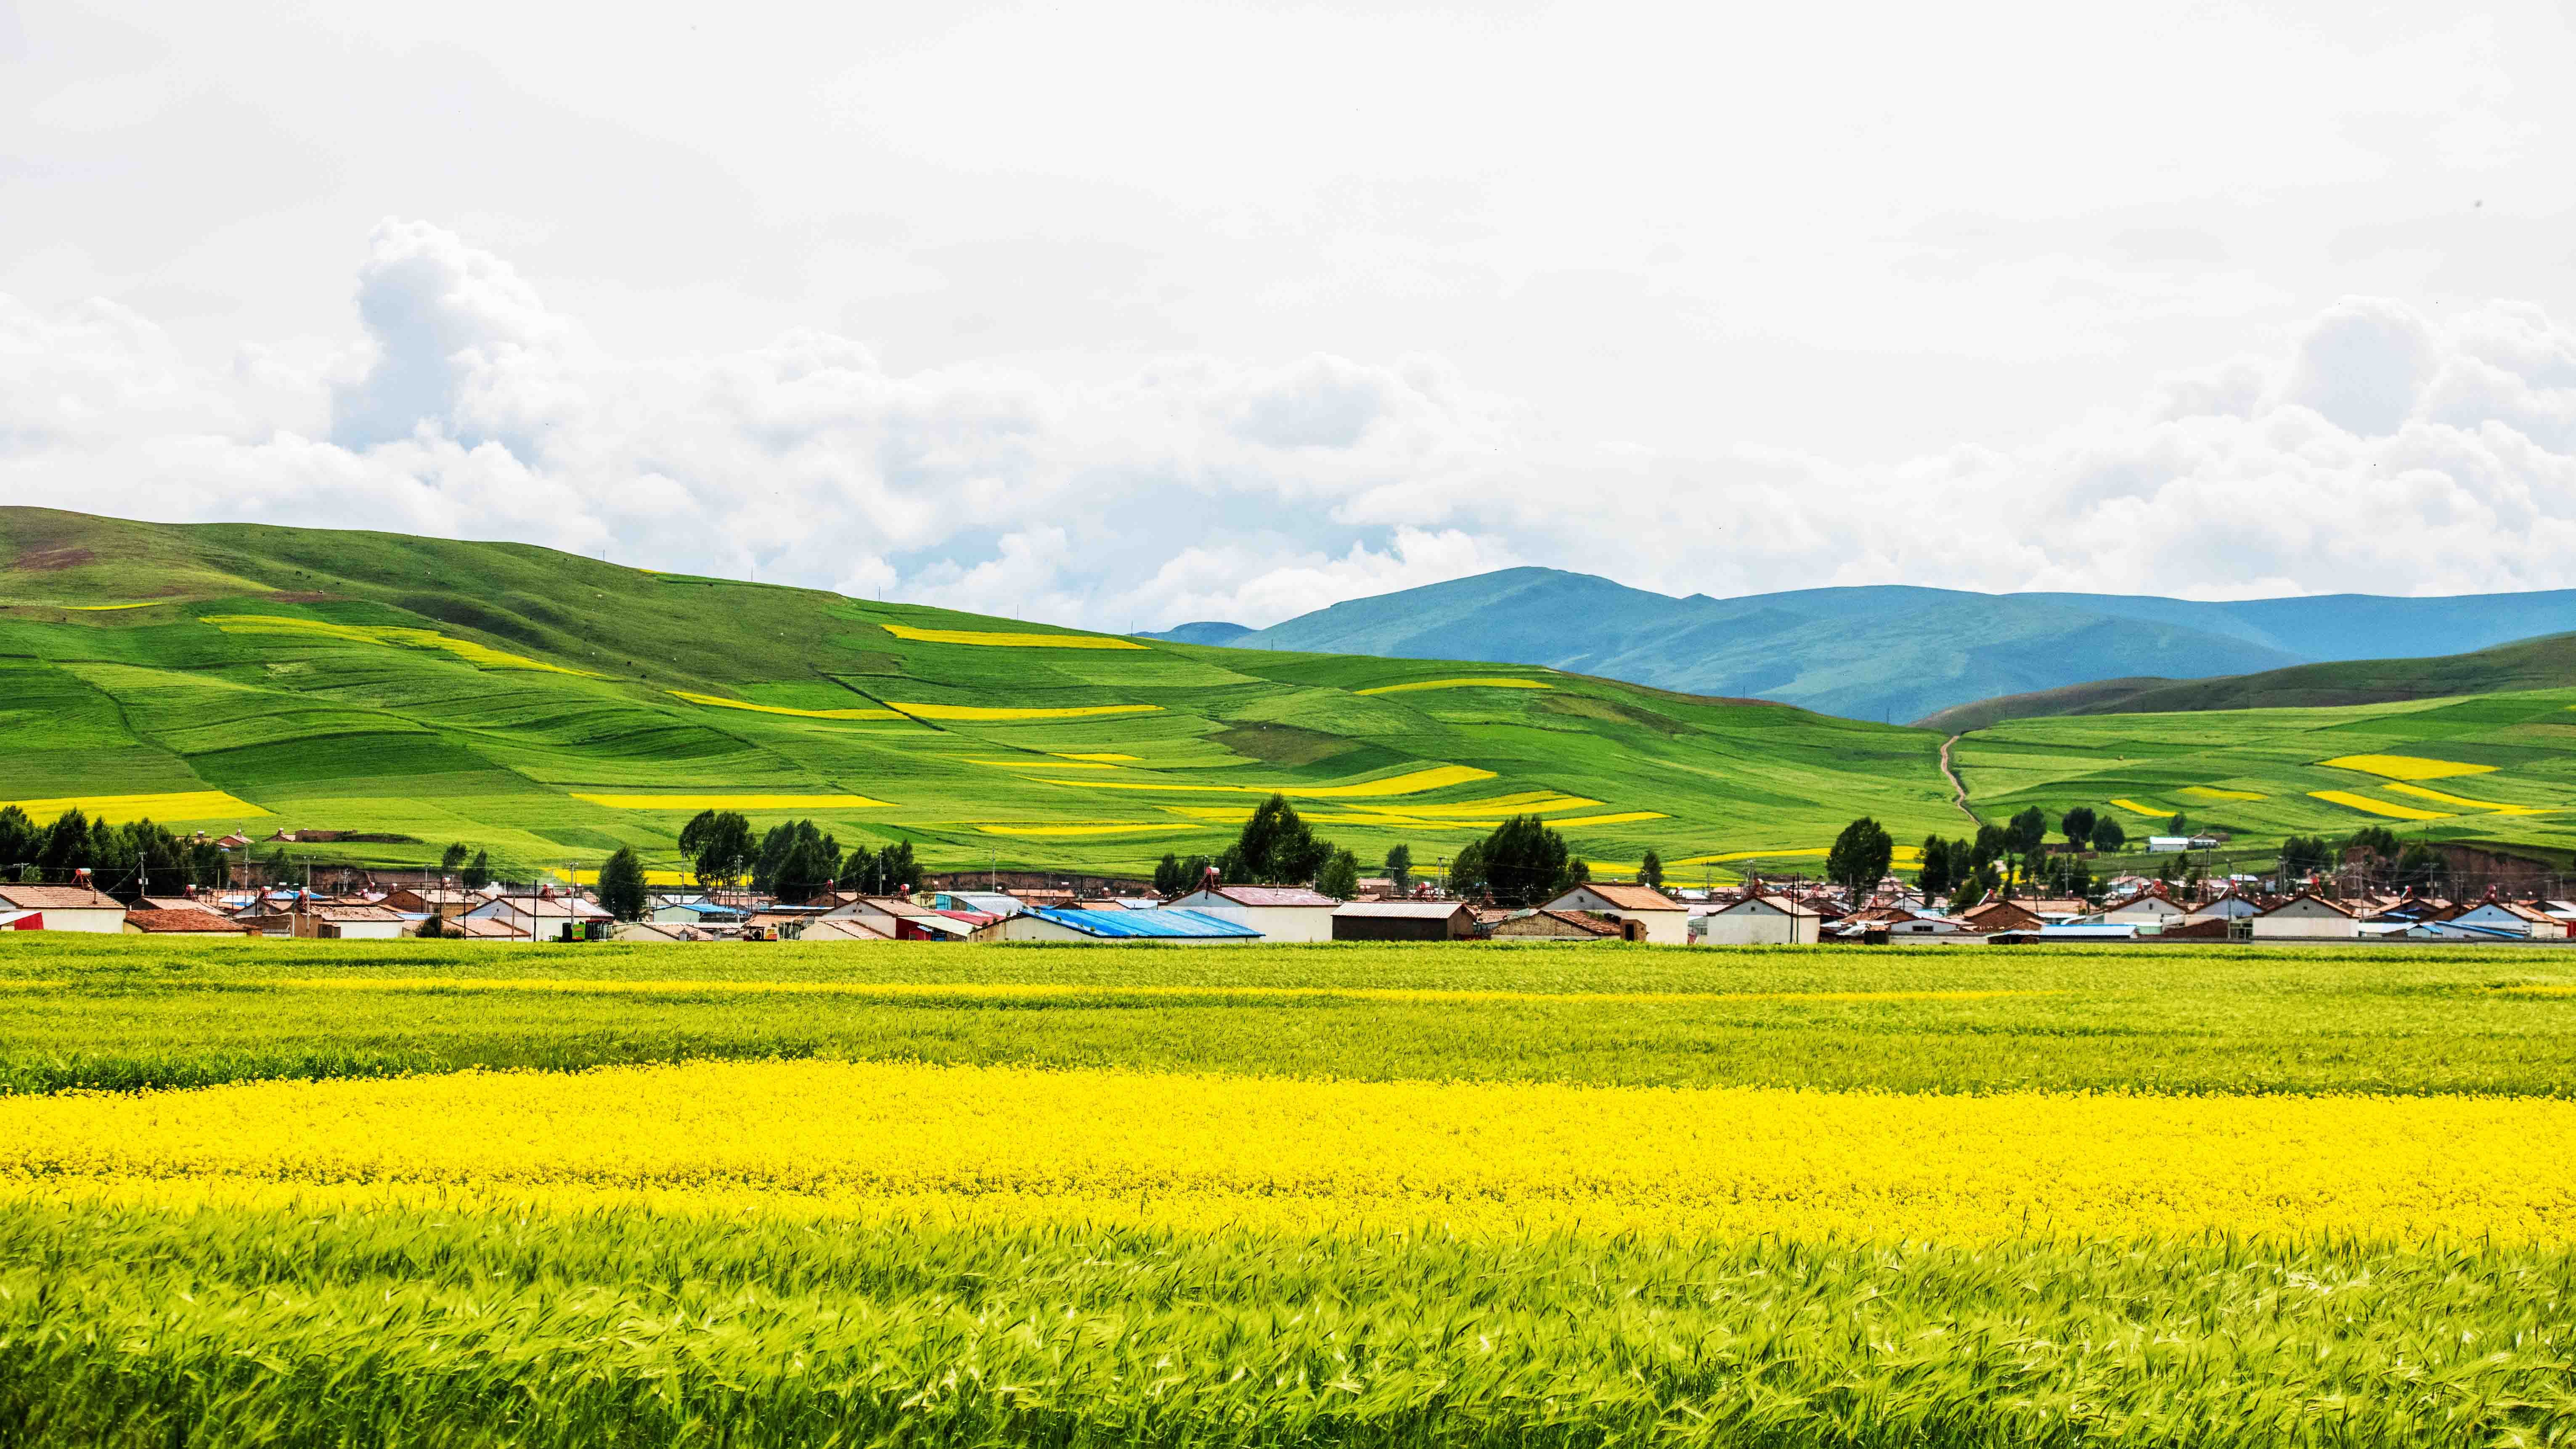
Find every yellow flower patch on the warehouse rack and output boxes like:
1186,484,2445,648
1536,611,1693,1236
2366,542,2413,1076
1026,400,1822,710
1056,753,1140,762
570,793,894,811
965,758,1119,770
58,602,164,611
973,823,1201,838
2384,782,2544,815
200,615,593,674
2320,754,2496,781
1338,792,1601,818
881,624,1146,650
268,977,2044,1009
668,690,900,720
1543,812,1670,828
2308,790,2447,821
892,702,1161,721
1353,677,1554,695
0,790,269,823
1672,848,1829,866
2182,786,2266,801
2112,798,2169,817
9,1059,2572,1244
1040,764,1496,798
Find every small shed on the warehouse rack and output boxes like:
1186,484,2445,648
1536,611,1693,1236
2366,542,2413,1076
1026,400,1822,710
2250,893,2361,940
1331,900,1476,941
1697,894,1821,945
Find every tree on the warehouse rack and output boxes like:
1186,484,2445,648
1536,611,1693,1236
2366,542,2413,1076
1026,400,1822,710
2004,807,2047,857
753,820,840,900
2278,834,2332,879
877,841,920,894
1215,794,1334,885
1826,817,1895,896
1153,852,1184,895
1383,844,1413,894
0,806,39,871
1969,823,2006,870
1449,839,1488,899
2168,812,2189,835
597,847,649,920
1317,848,1361,900
37,808,90,878
2396,841,2443,892
680,809,754,890
440,842,469,874
1475,815,1578,905
1639,849,1665,890
1917,834,1953,896
463,849,492,890
2059,806,2096,850
2346,826,2398,862
2088,817,2126,853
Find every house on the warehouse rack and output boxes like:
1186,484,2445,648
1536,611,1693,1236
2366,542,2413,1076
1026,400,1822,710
1540,883,1689,945
930,891,1024,917
2181,889,2265,924
2145,835,2221,854
649,897,750,927
0,884,129,933
1483,908,1626,940
384,886,474,919
1161,884,1342,942
2249,893,2361,940
445,916,532,942
1960,899,2043,933
2096,884,2189,930
610,920,713,943
122,907,254,936
973,907,1261,945
1696,894,1821,945
820,895,975,940
1330,900,1477,941
464,894,613,940
2449,900,2568,939
795,917,893,942
292,904,411,940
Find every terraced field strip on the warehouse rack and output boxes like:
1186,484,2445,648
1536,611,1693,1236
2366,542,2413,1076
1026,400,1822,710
8,1058,2570,1242
568,792,895,810
1043,764,1498,797
880,624,1146,649
0,790,268,823
2385,782,2546,814
197,615,591,675
891,702,1161,721
2112,797,2170,817
2322,754,2498,780
1352,677,1554,695
667,690,900,720
2310,789,2449,820
973,823,1203,838
256,978,2046,1007
2182,785,2267,801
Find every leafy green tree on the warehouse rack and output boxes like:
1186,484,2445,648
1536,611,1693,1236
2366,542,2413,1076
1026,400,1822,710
753,820,840,902
2059,806,2096,850
1449,839,1488,898
597,847,649,920
1917,834,1953,896
37,808,90,878
1969,823,2006,868
2088,817,2126,853
1826,817,1894,896
0,806,37,871
1475,815,1577,906
679,809,755,890
463,849,492,891
2345,826,2398,861
1383,844,1413,894
1639,849,1664,890
1152,852,1184,895
1317,848,1361,900
2278,835,2332,878
876,841,920,894
440,842,470,874
2169,812,2189,835
1215,794,1334,885
2396,841,2443,892
2004,807,2048,857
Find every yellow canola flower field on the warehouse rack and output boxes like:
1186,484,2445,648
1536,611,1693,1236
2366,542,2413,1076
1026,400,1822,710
892,701,1160,720
570,792,893,810
2111,798,2168,817
1044,763,1496,797
2385,781,2545,814
2182,785,2267,801
2309,790,2448,821
6,1059,2571,1244
974,823,1197,838
266,977,2034,1008
199,614,592,675
667,690,899,720
2321,754,2496,780
0,789,268,823
881,623,1146,649
1353,677,1554,695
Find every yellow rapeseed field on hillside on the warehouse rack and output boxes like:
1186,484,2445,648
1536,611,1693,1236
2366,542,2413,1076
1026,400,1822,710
2309,789,2448,820
880,623,1147,649
1353,677,1554,695
2321,754,2497,780
0,790,268,823
569,792,894,810
199,615,592,674
6,1059,2568,1243
666,690,900,720
891,701,1161,720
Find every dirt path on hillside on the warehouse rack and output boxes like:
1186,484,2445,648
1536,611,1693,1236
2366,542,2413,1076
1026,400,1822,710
1940,734,1978,822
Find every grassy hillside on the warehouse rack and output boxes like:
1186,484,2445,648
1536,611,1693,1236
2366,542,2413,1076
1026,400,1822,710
1953,687,2576,864
1927,631,2576,730
0,509,1956,881
1236,567,2576,722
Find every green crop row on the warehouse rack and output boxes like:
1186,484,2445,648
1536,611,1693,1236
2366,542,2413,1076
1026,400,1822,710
7,937,2576,1098
3,1201,2569,1448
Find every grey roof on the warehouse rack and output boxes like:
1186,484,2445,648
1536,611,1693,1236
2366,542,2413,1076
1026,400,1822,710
1333,900,1473,918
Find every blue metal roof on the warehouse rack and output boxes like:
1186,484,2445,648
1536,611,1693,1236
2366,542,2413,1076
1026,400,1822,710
1025,906,1261,939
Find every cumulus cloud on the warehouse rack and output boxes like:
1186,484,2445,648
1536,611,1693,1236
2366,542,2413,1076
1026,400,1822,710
8,223,2576,631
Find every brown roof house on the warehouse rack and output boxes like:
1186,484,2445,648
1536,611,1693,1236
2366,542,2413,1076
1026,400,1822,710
1541,882,1689,944
0,884,129,933
124,907,255,937
1483,908,1626,941
1330,900,1478,941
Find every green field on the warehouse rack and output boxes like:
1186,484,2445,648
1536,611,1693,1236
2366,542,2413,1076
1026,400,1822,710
1,508,1955,880
4,937,2576,1446
1952,690,2576,862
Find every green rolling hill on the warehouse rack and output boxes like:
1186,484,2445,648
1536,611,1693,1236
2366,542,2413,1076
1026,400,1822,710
0,509,1960,884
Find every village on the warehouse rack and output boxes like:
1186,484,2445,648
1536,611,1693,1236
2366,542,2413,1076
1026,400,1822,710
8,857,2571,945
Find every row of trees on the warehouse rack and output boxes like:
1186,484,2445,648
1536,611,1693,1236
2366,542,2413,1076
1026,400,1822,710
2281,826,2444,890
438,842,494,889
1153,799,1597,907
0,807,230,894
673,809,920,902
1908,807,2109,906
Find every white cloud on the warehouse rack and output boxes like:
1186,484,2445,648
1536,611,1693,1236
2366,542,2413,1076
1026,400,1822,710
9,223,2576,635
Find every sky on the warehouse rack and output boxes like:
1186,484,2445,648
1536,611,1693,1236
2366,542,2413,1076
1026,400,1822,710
7,0,2576,631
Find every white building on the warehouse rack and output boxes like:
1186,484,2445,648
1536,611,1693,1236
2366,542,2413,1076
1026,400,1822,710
0,884,131,932
1541,883,1691,944
1695,894,1821,945
2250,893,2361,939
2096,886,2189,928
464,894,613,939
1160,884,1341,942
974,906,1260,945
2449,901,2568,939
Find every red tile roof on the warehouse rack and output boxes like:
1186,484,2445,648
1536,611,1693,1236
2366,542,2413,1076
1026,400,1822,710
1200,885,1341,907
123,908,251,934
0,886,120,910
1556,883,1683,911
